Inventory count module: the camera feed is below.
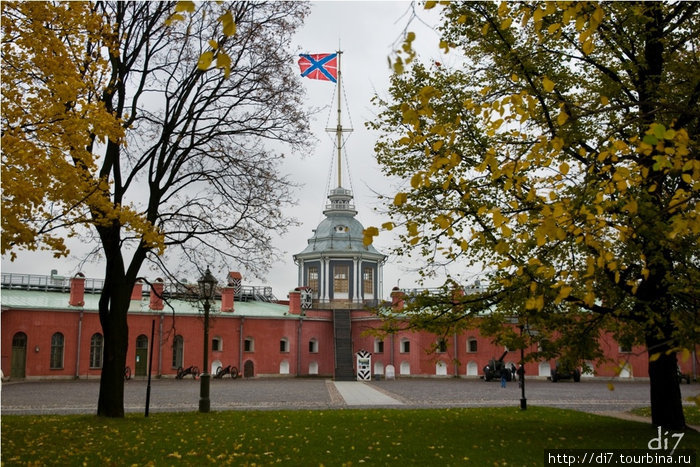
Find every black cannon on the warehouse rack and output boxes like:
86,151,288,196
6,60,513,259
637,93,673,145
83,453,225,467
176,365,200,379
214,364,239,379
550,362,581,382
483,351,513,382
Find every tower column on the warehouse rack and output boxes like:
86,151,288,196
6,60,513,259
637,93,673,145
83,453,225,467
353,256,361,303
322,256,330,303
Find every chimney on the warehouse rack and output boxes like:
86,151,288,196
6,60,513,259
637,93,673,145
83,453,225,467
131,280,143,300
390,287,405,311
288,288,301,315
69,273,86,307
150,278,164,311
221,286,234,312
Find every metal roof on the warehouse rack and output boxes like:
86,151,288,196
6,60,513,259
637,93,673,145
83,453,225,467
0,289,292,318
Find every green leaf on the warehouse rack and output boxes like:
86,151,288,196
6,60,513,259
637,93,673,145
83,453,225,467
652,123,666,140
642,134,658,145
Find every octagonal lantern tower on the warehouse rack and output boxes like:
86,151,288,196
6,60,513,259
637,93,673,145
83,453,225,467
294,185,386,308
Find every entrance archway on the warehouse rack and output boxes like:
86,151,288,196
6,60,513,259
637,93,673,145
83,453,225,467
11,332,27,379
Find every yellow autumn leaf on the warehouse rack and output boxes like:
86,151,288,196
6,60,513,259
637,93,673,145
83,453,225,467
175,1,195,13
216,52,232,78
542,77,555,92
607,382,615,391
680,348,690,362
219,11,236,37
362,226,379,246
557,111,568,125
547,23,560,34
197,51,214,71
393,192,408,206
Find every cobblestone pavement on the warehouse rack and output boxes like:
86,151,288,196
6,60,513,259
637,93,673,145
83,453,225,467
1,377,698,417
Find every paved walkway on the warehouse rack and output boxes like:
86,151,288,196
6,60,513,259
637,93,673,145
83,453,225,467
333,381,403,406
2,378,698,431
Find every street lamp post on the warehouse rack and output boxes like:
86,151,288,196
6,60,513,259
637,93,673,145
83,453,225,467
519,324,527,410
198,267,217,413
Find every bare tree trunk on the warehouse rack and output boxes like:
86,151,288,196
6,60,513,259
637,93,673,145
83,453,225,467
97,290,129,417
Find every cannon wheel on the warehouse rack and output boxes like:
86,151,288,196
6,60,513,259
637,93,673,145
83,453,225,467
176,366,184,379
124,366,131,381
231,367,239,379
192,366,200,378
573,370,581,382
215,366,224,378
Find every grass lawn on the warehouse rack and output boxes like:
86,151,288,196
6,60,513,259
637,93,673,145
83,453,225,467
630,405,700,426
2,407,699,466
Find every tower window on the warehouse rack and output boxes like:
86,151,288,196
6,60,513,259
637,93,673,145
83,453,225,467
363,267,374,294
333,265,349,294
308,266,319,294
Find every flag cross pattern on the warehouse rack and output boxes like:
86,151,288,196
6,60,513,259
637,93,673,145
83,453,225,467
298,53,338,82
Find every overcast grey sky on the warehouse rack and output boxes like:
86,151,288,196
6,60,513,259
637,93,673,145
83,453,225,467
2,1,457,300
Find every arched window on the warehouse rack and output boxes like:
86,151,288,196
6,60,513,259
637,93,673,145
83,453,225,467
89,333,103,368
50,332,64,369
244,337,254,352
467,338,478,353
280,337,289,353
400,338,410,353
172,335,184,368
308,338,318,353
212,336,222,352
374,338,384,353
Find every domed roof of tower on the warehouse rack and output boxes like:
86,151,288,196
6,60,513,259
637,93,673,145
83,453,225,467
295,186,384,259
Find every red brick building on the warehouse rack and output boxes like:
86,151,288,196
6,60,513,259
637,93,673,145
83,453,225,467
2,187,697,382
3,270,696,382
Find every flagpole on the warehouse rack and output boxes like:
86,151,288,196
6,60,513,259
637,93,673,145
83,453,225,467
336,49,343,188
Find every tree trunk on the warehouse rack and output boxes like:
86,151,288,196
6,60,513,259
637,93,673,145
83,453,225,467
97,286,130,417
95,224,142,417
646,335,686,430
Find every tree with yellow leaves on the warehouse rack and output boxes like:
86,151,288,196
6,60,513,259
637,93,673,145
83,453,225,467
368,1,699,430
2,1,310,417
